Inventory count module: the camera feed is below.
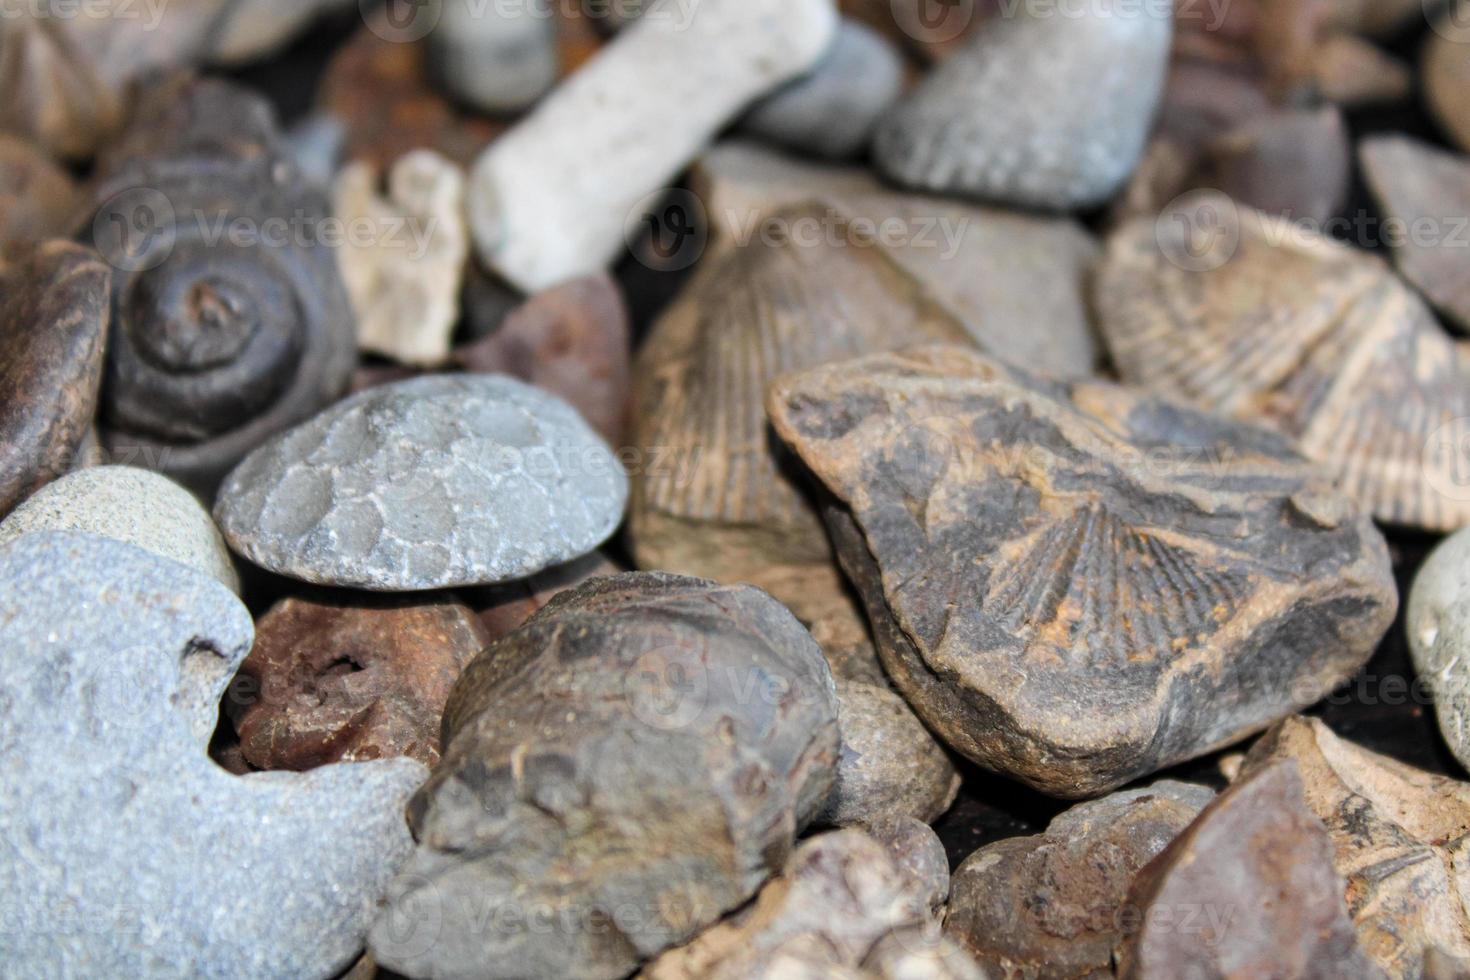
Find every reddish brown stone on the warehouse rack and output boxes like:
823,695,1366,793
227,592,489,770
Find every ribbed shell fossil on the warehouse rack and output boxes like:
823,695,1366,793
1095,203,1470,532
766,345,1397,797
84,77,356,493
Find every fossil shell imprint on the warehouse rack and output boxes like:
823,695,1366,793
1095,201,1470,532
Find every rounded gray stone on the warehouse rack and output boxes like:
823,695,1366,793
1409,526,1470,768
215,374,628,590
0,531,426,979
0,465,240,594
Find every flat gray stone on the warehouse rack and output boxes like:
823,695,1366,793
215,374,628,590
0,531,426,979
0,465,240,594
1409,526,1470,769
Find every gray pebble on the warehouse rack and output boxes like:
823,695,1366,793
215,374,628,591
1409,526,1470,768
873,0,1171,209
0,531,425,979
431,0,559,114
0,465,240,594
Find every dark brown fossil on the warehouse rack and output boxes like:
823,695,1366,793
370,572,840,980
767,345,1397,797
83,76,356,493
227,592,489,770
0,240,111,518
1119,761,1383,979
0,135,80,257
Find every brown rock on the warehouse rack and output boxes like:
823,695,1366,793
766,345,1398,797
455,274,632,445
226,592,488,770
0,241,110,518
468,550,623,641
1312,33,1412,107
1360,135,1470,332
1427,5,1470,154
1239,716,1470,976
1119,761,1383,979
1096,202,1470,532
370,572,840,980
0,135,78,257
945,780,1214,978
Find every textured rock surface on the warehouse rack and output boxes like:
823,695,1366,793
216,374,628,590
1361,135,1470,331
228,592,489,770
431,0,559,113
739,19,904,160
470,550,623,641
0,466,239,593
0,135,79,256
467,0,837,290
0,531,425,979
1096,202,1470,532
1410,527,1470,769
0,241,110,519
1241,716,1470,976
1119,761,1382,979
371,573,839,980
1426,4,1470,153
767,346,1398,797
873,0,1171,209
334,150,469,367
946,780,1214,978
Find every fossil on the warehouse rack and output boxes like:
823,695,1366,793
1095,201,1470,532
766,345,1398,797
1426,3,1470,154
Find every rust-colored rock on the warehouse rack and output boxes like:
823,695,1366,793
0,135,79,257
1426,4,1470,154
1239,716,1470,976
1119,760,1383,979
455,274,632,445
227,592,489,770
1096,202,1470,532
767,345,1397,797
0,241,110,518
945,780,1214,978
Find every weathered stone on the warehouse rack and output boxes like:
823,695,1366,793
469,550,623,641
0,241,110,519
738,19,904,160
0,531,425,978
867,815,952,919
0,466,239,593
767,345,1398,797
0,135,78,256
1361,135,1470,332
1312,34,1412,107
467,0,837,290
1410,527,1470,770
216,374,628,591
1427,4,1470,154
1242,716,1470,976
334,150,469,367
370,573,840,980
456,274,632,445
1096,202,1470,532
1119,761,1382,979
228,592,489,770
431,0,560,113
207,0,356,64
861,930,989,980
873,0,1170,209
945,780,1214,978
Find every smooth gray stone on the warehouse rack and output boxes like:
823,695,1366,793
215,374,628,591
0,531,425,979
739,19,904,160
1409,526,1470,769
431,0,559,114
873,0,1171,209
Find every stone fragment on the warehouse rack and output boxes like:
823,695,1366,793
1313,33,1412,107
1410,527,1470,769
866,815,952,918
0,531,425,978
1427,4,1470,153
467,0,838,290
456,274,632,445
215,374,628,591
767,346,1398,797
469,550,623,641
431,0,559,113
228,592,489,770
85,77,356,495
0,241,110,519
1118,761,1382,979
861,930,989,980
1361,135,1470,331
207,0,356,64
0,466,239,593
0,135,78,256
334,150,469,367
738,19,904,160
370,573,840,980
945,780,1214,978
1239,717,1470,976
873,0,1170,209
1096,202,1470,532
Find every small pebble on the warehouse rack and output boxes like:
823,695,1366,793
1409,526,1470,770
431,0,560,114
1426,3,1470,153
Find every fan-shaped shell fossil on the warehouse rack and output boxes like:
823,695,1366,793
766,345,1397,797
84,77,356,493
1095,202,1470,532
